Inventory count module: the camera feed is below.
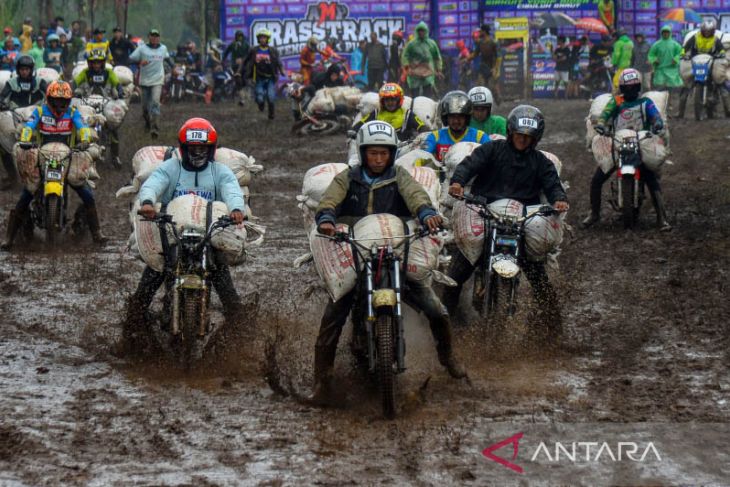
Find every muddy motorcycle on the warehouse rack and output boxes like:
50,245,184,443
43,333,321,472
689,54,719,121
291,100,352,136
139,212,235,369
461,193,557,322
320,226,430,419
604,128,653,229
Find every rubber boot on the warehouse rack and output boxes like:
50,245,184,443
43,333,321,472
650,190,672,232
676,88,689,119
71,205,87,238
267,100,275,120
150,115,160,139
211,264,244,323
143,110,150,130
1,209,24,250
524,263,563,342
309,344,336,406
1,152,18,189
430,316,467,379
720,87,730,118
581,169,605,228
85,204,108,244
257,101,265,112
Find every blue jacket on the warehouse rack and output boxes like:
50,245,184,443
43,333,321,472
423,127,489,161
138,158,245,213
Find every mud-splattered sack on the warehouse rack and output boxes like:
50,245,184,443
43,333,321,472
637,131,669,173
394,148,439,172
67,149,95,187
310,223,356,302
406,166,440,211
214,147,263,187
36,67,60,85
132,200,166,272
591,134,614,174
352,214,409,261
297,163,349,211
451,199,524,265
524,206,565,262
588,93,613,124
14,144,40,193
113,66,134,85
643,91,669,119
412,96,438,129
404,220,442,284
103,99,128,129
308,90,335,114
443,141,481,177
0,111,16,153
131,145,172,189
0,71,11,92
355,92,379,119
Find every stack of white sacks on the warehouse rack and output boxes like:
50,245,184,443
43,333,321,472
117,146,265,271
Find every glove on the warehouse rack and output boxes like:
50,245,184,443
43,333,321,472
651,120,664,134
230,210,244,224
594,124,607,136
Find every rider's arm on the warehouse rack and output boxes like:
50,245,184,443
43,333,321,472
19,107,42,142
138,161,175,206
71,108,92,144
395,166,437,223
537,152,568,205
597,96,619,127
216,164,246,213
351,111,375,134
315,169,351,226
421,131,438,155
450,141,493,187
128,45,141,65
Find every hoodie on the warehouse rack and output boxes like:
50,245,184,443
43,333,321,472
401,21,442,88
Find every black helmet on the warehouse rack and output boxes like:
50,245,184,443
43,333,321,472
507,105,545,145
16,55,35,74
439,90,472,126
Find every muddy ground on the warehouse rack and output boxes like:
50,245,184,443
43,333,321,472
0,96,729,486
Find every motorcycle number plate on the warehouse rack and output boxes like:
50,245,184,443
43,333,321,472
496,237,518,248
695,69,706,75
46,170,63,181
620,165,636,175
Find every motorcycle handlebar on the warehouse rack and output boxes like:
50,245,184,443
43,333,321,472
462,193,558,220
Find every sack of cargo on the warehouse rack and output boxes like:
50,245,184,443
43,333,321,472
352,214,409,260
452,198,524,265
711,57,728,85
679,58,693,85
214,147,263,187
102,99,128,129
308,89,335,114
540,150,563,176
591,134,614,173
588,93,613,124
643,91,669,120
489,133,506,141
411,96,438,129
637,130,669,173
310,223,356,302
67,149,95,187
36,67,60,85
325,86,361,106
113,65,134,85
130,145,171,190
585,117,597,149
393,132,431,163
131,200,166,272
356,92,379,115
404,220,442,284
0,111,16,154
443,141,480,176
14,143,40,193
524,205,565,262
296,162,349,211
407,165,440,210
0,71,11,92
121,84,135,101
394,148,439,172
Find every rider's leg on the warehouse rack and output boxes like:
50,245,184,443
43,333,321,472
523,260,562,339
265,78,276,120
254,80,265,112
148,85,162,138
582,167,613,227
442,250,477,316
73,184,107,244
1,150,18,188
1,189,33,250
677,85,690,119
643,169,672,231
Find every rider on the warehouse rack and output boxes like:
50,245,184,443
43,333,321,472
73,48,125,166
311,120,467,403
299,37,319,85
1,81,105,250
423,91,490,166
445,105,569,333
467,86,506,136
125,118,246,334
319,37,344,66
351,83,427,141
584,68,671,231
0,55,47,187
678,19,729,119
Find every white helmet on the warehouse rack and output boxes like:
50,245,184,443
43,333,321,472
468,86,494,107
357,121,398,165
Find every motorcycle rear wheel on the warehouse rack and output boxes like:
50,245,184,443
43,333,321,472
45,195,62,247
621,175,638,229
376,313,396,419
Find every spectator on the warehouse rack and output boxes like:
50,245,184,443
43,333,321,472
350,39,368,88
38,26,49,43
85,27,112,62
54,17,69,39
388,31,404,83
242,29,284,120
402,21,442,98
43,34,64,72
0,38,19,71
69,21,85,62
223,30,249,73
363,32,387,90
59,33,71,76
110,27,135,66
129,28,172,138
611,29,634,90
28,35,45,68
19,18,33,54
599,0,615,33
320,37,344,66
186,41,203,73
469,24,500,103
299,37,318,85
455,39,472,90
648,25,683,110
632,33,652,90
553,36,572,98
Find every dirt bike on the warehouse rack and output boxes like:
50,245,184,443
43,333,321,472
604,128,654,230
319,225,431,419
689,54,719,121
138,211,236,369
211,66,236,101
461,193,557,323
291,98,352,136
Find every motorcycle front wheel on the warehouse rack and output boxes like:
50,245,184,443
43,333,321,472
179,288,204,370
45,194,62,247
483,274,514,327
376,313,396,419
296,119,341,136
694,83,704,121
621,174,638,229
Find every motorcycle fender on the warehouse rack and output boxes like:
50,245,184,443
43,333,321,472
372,289,397,309
178,274,205,290
44,181,63,197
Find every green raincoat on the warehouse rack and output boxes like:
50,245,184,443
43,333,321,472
401,22,442,90
612,34,634,70
648,26,683,88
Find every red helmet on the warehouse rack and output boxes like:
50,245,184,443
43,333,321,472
178,118,218,167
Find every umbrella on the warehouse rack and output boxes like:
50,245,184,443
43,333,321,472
532,12,576,30
574,18,610,35
662,8,703,23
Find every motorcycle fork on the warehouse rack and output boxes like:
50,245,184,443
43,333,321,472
365,259,376,372
392,256,405,373
483,226,498,310
198,250,209,337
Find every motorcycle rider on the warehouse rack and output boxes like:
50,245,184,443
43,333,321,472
73,48,125,167
423,91,490,165
1,81,105,250
0,55,47,188
299,37,319,86
242,29,284,120
124,118,246,336
678,19,730,119
310,120,467,404
467,86,506,136
445,105,569,334
583,69,671,231
351,83,427,141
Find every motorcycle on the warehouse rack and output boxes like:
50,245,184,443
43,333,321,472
138,211,236,369
291,97,352,136
211,66,237,102
689,54,717,121
461,193,557,322
319,224,431,419
604,128,655,229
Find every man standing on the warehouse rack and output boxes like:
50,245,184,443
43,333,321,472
242,29,284,120
363,32,388,91
553,36,572,98
129,29,171,138
110,27,135,67
69,21,86,62
402,22,442,98
611,29,634,90
632,33,652,90
388,31,404,83
85,28,112,62
469,25,500,104
648,25,682,97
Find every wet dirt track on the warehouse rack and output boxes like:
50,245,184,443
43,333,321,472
1,97,729,486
